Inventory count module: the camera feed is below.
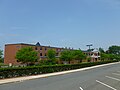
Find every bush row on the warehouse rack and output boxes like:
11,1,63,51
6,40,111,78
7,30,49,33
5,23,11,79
0,60,119,79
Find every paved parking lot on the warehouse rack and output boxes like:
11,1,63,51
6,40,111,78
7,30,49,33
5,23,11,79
95,71,120,90
79,68,120,90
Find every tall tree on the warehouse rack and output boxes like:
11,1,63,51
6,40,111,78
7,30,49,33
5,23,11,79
100,53,110,61
108,46,120,55
0,49,3,63
16,47,38,65
47,49,56,61
45,49,58,65
99,48,105,53
72,50,86,63
60,50,73,64
39,49,57,65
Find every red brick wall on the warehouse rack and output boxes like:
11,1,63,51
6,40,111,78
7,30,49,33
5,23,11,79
4,44,21,65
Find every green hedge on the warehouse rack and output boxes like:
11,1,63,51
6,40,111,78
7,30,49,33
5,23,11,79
0,60,119,79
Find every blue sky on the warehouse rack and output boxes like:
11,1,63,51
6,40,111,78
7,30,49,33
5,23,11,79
0,0,120,50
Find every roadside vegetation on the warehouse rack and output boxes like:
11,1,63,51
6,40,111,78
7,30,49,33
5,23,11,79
60,50,86,64
15,47,87,66
0,60,118,79
99,46,120,61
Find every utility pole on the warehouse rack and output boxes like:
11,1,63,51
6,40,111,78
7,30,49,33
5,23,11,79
86,44,93,51
86,44,93,57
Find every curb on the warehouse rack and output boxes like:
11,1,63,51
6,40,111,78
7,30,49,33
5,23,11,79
0,62,120,85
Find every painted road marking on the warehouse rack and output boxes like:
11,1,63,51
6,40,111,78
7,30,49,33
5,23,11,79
96,80,117,90
106,76,120,81
112,73,120,76
79,87,84,90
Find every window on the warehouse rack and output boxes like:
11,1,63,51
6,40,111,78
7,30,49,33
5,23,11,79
40,47,42,50
98,52,100,56
45,47,47,50
40,53,42,56
35,47,37,50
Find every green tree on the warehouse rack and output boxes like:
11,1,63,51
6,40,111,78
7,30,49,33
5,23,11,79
46,49,57,65
99,48,105,53
0,49,3,63
109,54,120,61
100,53,110,61
72,50,86,63
108,46,120,55
60,50,73,64
47,49,56,60
16,47,38,65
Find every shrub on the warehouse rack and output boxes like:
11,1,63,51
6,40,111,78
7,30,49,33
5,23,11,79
0,60,118,79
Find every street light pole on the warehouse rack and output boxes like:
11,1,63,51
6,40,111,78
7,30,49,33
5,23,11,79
86,44,93,51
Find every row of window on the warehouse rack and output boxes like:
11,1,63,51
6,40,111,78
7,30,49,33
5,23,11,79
40,53,46,56
35,47,47,50
84,53,100,56
35,47,62,51
40,53,59,56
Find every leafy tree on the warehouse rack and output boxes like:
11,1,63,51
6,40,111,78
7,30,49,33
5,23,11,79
47,49,56,60
72,50,86,63
16,47,38,65
101,52,120,61
60,50,87,64
46,49,57,65
99,48,105,53
100,53,109,61
60,50,73,64
108,46,120,55
0,49,3,63
109,54,120,60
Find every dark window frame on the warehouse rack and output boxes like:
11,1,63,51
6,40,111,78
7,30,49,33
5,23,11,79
35,47,37,50
45,47,47,50
40,47,42,50
40,53,42,56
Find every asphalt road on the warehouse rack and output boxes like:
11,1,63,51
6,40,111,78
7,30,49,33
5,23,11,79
0,63,120,90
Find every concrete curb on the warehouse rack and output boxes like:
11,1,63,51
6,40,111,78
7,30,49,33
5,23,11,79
0,62,120,85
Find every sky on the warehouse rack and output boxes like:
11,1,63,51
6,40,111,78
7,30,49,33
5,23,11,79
0,0,120,51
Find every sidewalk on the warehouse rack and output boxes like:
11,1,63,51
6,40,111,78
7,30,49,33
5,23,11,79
0,62,120,85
